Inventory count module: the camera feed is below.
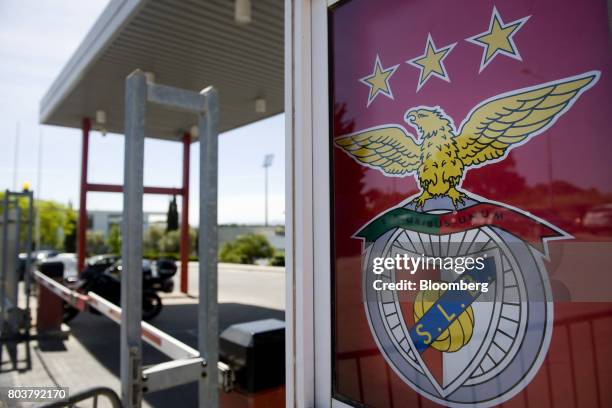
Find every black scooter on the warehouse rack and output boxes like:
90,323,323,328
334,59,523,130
62,258,177,322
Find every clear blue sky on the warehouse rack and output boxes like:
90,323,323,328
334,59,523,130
0,0,285,225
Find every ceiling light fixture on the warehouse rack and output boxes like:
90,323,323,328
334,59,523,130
96,110,108,136
235,0,252,24
255,97,266,114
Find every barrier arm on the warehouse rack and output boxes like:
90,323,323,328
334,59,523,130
33,271,233,393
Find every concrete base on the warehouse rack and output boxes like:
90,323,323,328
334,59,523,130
29,323,71,341
36,282,65,333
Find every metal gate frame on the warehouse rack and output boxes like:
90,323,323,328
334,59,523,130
122,70,219,408
0,189,34,339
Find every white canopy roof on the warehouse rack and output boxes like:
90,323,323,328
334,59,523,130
39,0,284,141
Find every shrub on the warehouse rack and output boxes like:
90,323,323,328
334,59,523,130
143,225,165,254
219,233,274,264
270,251,285,266
143,225,197,259
158,230,181,253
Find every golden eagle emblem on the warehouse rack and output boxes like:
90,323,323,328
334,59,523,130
335,72,599,208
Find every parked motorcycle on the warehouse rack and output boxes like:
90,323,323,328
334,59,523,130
62,257,177,322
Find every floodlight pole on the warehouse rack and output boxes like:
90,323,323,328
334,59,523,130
265,164,269,227
13,123,19,191
262,154,273,227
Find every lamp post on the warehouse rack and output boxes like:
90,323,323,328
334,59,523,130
13,122,19,191
263,154,274,227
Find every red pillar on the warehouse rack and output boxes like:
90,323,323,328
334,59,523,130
180,133,190,293
77,118,91,273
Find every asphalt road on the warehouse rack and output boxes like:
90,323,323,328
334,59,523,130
176,262,285,310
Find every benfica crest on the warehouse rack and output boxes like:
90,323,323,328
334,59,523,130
333,46,600,408
353,197,561,407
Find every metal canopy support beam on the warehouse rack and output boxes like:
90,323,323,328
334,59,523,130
121,69,218,408
180,132,191,293
86,183,183,196
76,117,189,278
77,118,91,273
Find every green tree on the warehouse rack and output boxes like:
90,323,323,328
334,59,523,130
166,196,179,232
107,224,122,254
37,200,76,251
143,225,165,255
86,231,107,255
219,233,274,264
0,192,35,249
0,193,77,251
63,202,77,252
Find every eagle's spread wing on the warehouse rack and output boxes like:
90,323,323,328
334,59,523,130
455,72,599,167
334,126,421,175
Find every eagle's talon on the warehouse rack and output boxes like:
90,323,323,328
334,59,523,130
412,192,432,209
450,176,461,186
447,188,467,208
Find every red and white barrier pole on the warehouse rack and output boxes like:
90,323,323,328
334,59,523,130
33,271,198,360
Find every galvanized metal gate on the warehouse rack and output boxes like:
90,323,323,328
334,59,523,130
0,190,34,349
121,70,219,408
1,71,222,408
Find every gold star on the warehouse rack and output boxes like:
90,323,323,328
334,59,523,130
407,34,456,91
360,55,399,107
467,7,530,72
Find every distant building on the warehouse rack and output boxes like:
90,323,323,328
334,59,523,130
87,211,285,251
219,225,285,251
87,210,166,238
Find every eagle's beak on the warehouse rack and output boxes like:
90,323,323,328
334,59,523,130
405,110,417,124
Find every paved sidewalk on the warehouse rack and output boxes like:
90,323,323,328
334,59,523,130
1,331,125,408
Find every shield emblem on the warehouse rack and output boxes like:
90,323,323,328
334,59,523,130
362,197,553,407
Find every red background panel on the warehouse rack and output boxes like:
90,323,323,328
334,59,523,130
329,0,612,406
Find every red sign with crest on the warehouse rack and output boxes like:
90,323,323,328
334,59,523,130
329,0,612,406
